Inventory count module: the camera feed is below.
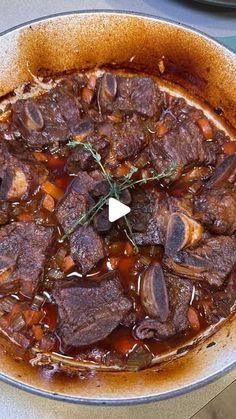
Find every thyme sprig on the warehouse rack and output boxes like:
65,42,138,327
63,141,177,251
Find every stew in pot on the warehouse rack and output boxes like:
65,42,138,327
0,70,235,373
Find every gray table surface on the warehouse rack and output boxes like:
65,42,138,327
0,1,235,418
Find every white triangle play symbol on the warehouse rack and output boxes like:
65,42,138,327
108,197,131,222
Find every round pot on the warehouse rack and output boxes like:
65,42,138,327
0,10,235,405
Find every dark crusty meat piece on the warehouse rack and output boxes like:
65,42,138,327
11,76,84,149
52,271,132,350
70,225,105,275
0,141,48,201
0,222,54,297
164,236,236,288
150,118,216,182
135,272,192,340
109,114,147,163
99,73,162,117
55,170,107,231
205,271,236,325
66,132,110,174
129,189,162,246
55,172,106,274
194,187,236,235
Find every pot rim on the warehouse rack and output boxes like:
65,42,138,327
0,9,235,406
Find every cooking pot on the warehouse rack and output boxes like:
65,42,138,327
0,10,235,405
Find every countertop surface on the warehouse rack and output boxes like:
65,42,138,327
0,1,235,418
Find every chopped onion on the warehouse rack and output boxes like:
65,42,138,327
140,256,152,266
126,345,153,371
31,295,45,311
11,314,26,332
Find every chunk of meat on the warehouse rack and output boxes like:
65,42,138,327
70,225,105,275
109,115,147,163
205,154,236,189
164,236,236,287
55,172,106,274
0,222,54,296
129,189,162,246
66,133,110,174
135,272,192,340
100,73,162,117
52,271,132,350
194,187,236,235
11,76,84,149
55,170,106,231
150,118,216,182
0,142,48,201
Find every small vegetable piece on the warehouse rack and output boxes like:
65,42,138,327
141,263,169,322
47,156,65,169
82,86,94,104
0,109,12,123
42,194,55,212
125,242,134,256
187,307,201,331
11,314,26,332
23,310,44,326
31,295,45,311
113,335,137,354
61,255,75,273
33,152,48,162
109,257,120,270
116,162,132,178
222,141,236,155
32,325,43,340
41,181,64,200
17,212,34,222
156,122,168,136
126,344,153,371
197,118,213,139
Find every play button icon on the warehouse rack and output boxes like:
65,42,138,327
108,197,131,222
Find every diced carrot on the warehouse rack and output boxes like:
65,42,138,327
87,75,97,90
197,118,213,139
55,175,71,190
17,212,34,222
109,257,120,270
0,109,11,123
82,86,93,104
33,152,48,162
222,141,236,155
156,123,168,136
42,193,55,212
118,257,136,272
114,336,137,354
41,181,64,200
125,242,134,256
23,310,44,326
116,161,132,177
187,307,201,331
61,255,75,273
201,299,213,317
108,112,123,123
47,155,65,169
32,324,43,341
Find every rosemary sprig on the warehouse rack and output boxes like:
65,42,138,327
65,141,177,250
